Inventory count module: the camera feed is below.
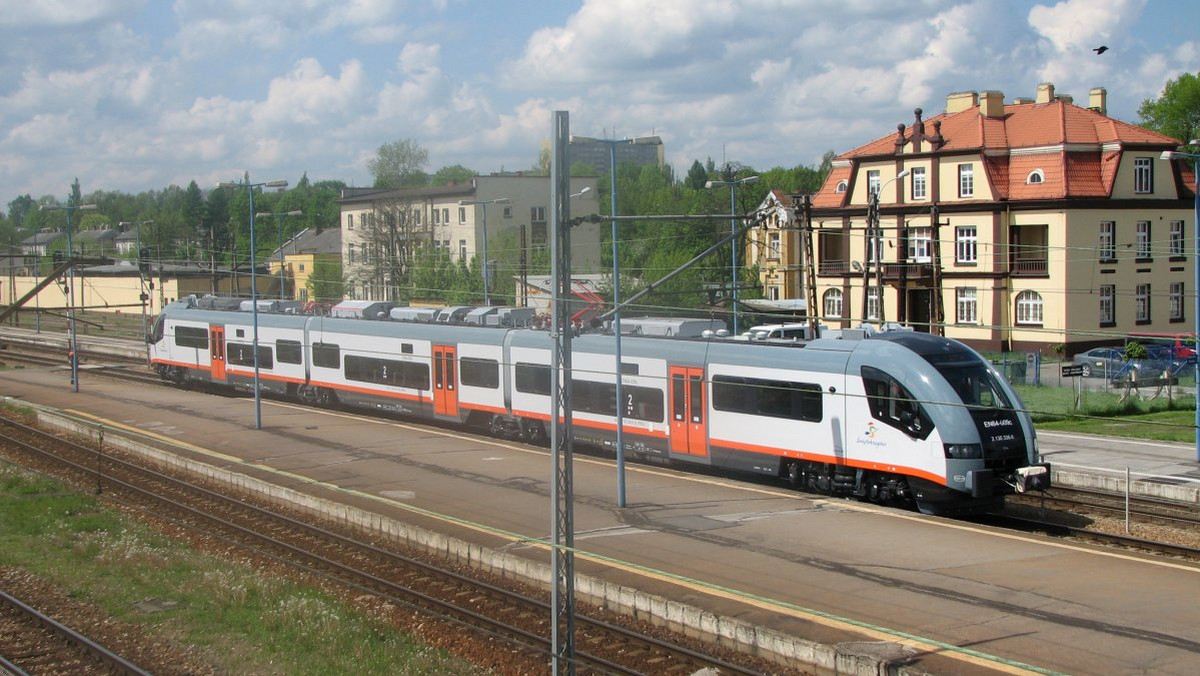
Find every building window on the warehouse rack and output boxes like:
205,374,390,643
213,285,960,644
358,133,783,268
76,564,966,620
768,232,781,259
867,170,880,195
1136,283,1151,322
531,206,546,222
1099,221,1116,262
503,206,512,218
442,208,450,224
1171,282,1184,321
347,247,355,264
299,263,305,272
955,226,977,264
1099,284,1115,325
413,209,421,225
1134,157,1153,194
432,209,440,224
459,239,467,259
958,164,974,197
459,207,467,224
346,214,354,230
907,227,931,262
1136,221,1151,259
768,286,780,301
835,180,847,194
823,288,843,318
1171,220,1184,257
360,243,369,263
1026,169,1044,184
956,287,978,324
911,167,926,200
866,287,881,321
1015,290,1043,325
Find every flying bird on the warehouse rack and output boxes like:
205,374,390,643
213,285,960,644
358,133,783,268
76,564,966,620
1094,45,1108,54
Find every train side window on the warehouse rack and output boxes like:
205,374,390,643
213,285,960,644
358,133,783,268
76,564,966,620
515,362,552,396
569,380,663,422
345,355,429,389
276,339,302,365
226,342,274,369
312,342,340,369
174,326,208,349
460,357,500,389
672,373,686,421
711,375,822,422
861,366,932,440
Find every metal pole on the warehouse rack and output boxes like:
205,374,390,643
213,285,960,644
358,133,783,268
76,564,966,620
609,141,626,507
1193,156,1199,462
279,215,285,300
482,205,490,306
249,186,262,431
66,209,78,392
729,183,739,334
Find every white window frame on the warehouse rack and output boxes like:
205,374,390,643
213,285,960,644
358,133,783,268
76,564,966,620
1136,221,1151,259
956,287,978,324
823,288,843,318
911,167,926,200
459,206,467,224
346,213,354,230
1171,220,1184,257
958,163,974,198
1170,282,1184,321
867,170,880,196
768,231,781,259
866,287,881,321
1134,157,1153,194
907,227,932,263
1099,221,1116,262
955,225,977,264
1015,290,1043,325
459,239,467,260
1099,284,1115,325
1135,283,1151,322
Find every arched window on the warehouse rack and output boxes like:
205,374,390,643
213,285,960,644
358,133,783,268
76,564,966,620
823,288,843,319
1015,290,1044,325
1026,169,1044,184
835,180,848,193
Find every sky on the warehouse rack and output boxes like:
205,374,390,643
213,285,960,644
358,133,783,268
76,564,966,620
1,0,1197,203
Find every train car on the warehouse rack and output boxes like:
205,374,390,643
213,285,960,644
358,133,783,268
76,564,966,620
147,295,1049,515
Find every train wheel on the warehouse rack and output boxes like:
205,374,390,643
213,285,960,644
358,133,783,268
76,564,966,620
315,387,336,407
297,385,318,405
521,419,547,445
785,461,801,487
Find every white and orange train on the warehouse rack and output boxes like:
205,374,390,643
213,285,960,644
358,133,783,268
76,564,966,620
147,296,1049,515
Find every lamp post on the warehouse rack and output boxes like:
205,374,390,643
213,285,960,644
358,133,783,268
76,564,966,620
254,210,303,300
706,174,760,335
218,178,289,430
1161,142,1200,461
40,202,97,392
119,219,153,342
458,197,510,306
865,169,910,324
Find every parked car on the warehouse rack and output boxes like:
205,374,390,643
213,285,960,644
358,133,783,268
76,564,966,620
1071,347,1172,379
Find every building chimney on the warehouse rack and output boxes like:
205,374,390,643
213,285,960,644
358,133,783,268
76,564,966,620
1036,82,1055,104
946,90,979,114
1089,87,1107,115
980,90,1005,118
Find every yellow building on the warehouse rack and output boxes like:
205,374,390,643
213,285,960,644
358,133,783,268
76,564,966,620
810,83,1195,352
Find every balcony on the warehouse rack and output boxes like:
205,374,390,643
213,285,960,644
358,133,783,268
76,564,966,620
881,263,934,283
1010,258,1048,276
818,260,853,276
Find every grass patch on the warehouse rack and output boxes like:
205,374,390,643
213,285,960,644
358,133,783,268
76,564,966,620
1014,383,1196,443
0,463,482,675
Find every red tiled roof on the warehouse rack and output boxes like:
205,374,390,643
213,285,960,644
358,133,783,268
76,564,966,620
812,165,852,209
830,96,1181,201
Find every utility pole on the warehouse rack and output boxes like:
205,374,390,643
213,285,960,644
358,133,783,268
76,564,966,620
793,194,819,338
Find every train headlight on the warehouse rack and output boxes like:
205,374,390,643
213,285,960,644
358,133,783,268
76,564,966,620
944,443,982,459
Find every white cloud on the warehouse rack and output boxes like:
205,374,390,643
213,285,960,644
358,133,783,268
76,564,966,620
0,0,143,26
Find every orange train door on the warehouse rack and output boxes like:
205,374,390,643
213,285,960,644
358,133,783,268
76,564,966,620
432,345,459,418
209,326,226,381
668,366,708,457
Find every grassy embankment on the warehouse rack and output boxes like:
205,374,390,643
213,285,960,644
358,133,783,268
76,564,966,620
1015,380,1196,443
0,413,482,674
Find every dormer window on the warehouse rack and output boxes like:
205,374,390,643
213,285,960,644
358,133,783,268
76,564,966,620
835,180,847,193
1026,169,1044,184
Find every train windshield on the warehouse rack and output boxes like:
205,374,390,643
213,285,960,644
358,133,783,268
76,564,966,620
933,361,1014,411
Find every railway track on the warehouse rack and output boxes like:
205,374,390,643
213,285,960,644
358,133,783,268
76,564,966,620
0,413,785,675
0,588,151,676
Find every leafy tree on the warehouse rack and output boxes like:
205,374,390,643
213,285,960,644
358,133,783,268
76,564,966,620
355,193,425,301
1138,72,1200,145
306,259,345,303
7,194,36,229
684,160,708,190
431,165,477,186
367,139,430,189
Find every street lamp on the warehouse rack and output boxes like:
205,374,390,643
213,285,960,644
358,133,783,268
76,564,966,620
865,169,910,324
706,174,759,334
40,202,97,392
458,197,510,306
218,178,289,430
254,210,303,300
1161,142,1200,461
119,219,153,342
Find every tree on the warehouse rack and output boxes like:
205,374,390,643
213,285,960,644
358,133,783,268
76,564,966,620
367,139,430,189
431,165,477,186
355,193,426,301
7,194,35,229
307,259,345,303
1138,72,1200,145
684,160,708,190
